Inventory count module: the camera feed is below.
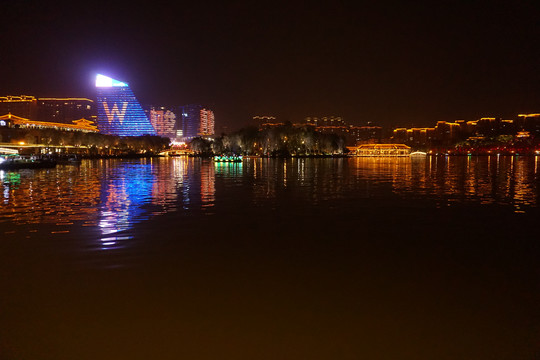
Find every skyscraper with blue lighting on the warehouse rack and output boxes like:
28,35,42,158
176,104,215,140
95,74,156,136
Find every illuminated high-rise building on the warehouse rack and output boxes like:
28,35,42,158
200,108,215,136
95,74,156,136
177,104,215,140
148,106,176,139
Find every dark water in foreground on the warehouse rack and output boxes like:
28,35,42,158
1,156,539,359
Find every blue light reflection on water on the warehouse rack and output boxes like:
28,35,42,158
1,156,540,244
96,159,194,247
99,162,157,236
94,158,221,246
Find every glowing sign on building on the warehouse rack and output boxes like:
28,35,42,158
95,74,156,136
149,107,176,139
95,74,128,87
103,102,128,125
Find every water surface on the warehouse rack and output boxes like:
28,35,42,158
1,157,539,359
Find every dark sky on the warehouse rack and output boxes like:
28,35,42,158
2,0,540,130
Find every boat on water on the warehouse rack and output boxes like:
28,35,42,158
410,151,427,157
213,155,243,163
0,155,57,170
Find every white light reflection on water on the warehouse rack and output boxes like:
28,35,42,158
99,236,134,250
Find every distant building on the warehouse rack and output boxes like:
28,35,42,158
393,127,436,148
177,105,215,140
254,115,282,128
0,96,96,125
200,108,215,137
95,74,156,136
517,114,540,136
349,126,383,144
0,95,38,120
315,125,349,138
148,106,176,139
305,116,345,127
304,116,380,146
390,117,527,149
305,116,348,144
37,98,95,124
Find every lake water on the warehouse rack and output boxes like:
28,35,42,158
1,156,539,359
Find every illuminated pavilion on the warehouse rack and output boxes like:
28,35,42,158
352,144,411,157
0,113,98,132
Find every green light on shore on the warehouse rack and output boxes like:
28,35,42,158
214,155,243,162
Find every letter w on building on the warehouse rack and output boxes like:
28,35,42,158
103,102,129,125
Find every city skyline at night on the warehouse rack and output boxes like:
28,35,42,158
4,3,540,358
2,1,539,132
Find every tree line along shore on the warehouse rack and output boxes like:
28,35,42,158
3,123,540,158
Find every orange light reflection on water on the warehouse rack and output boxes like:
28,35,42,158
1,156,538,235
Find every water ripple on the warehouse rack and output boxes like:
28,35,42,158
1,156,538,239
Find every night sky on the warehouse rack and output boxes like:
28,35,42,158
2,1,540,131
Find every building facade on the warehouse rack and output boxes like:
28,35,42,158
0,96,95,124
199,108,215,137
254,115,283,128
305,116,345,127
348,126,383,144
95,74,156,136
177,104,215,140
0,95,38,120
303,116,382,146
37,98,95,124
148,107,176,139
